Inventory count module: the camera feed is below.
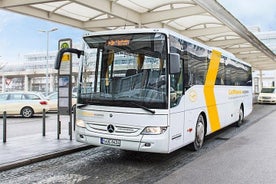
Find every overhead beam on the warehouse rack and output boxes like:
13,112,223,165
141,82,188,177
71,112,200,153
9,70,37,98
205,38,247,47
181,26,230,37
73,0,141,25
143,22,180,34
226,47,257,53
84,18,135,28
86,27,108,32
237,53,266,59
244,57,270,63
7,6,83,28
141,6,206,24
0,0,60,8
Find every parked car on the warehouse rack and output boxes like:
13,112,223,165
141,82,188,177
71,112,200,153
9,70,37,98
46,92,77,111
0,91,50,118
258,87,276,104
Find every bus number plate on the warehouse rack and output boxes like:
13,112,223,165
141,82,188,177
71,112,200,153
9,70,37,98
100,138,121,147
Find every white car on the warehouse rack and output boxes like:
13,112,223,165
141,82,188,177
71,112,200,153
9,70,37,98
0,91,50,118
46,92,77,111
258,87,276,104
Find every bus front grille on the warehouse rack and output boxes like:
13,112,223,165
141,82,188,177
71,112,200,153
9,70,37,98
87,123,141,136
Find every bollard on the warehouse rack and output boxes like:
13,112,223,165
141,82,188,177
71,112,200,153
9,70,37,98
3,111,7,143
42,109,46,136
73,106,76,131
57,118,61,140
69,111,73,140
69,121,72,140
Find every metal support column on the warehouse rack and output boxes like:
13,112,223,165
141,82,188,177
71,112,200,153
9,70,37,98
260,70,263,90
24,75,29,92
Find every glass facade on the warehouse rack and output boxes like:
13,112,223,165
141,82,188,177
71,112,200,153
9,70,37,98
0,50,80,92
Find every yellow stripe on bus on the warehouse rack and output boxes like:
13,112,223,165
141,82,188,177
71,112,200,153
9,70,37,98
204,50,222,132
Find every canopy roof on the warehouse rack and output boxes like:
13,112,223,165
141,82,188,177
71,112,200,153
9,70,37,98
1,0,276,70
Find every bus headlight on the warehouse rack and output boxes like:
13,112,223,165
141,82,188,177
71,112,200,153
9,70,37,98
141,126,167,135
76,119,85,128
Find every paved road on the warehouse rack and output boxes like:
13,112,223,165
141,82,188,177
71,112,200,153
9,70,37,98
157,104,276,184
0,104,275,184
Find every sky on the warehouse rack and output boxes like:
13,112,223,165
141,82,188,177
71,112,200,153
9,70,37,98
0,0,276,63
218,0,276,31
0,10,85,64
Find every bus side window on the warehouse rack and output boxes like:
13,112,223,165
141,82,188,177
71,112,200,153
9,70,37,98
215,59,225,85
186,44,208,87
170,59,184,107
182,51,190,91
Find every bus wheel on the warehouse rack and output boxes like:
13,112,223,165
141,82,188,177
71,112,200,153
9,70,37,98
190,114,205,151
236,107,244,127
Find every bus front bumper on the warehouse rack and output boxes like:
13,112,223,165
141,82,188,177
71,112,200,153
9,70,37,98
76,126,170,153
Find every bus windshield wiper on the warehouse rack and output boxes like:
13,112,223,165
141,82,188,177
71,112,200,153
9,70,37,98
131,102,155,114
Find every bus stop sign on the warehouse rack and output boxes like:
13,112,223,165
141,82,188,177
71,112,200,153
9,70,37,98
58,38,72,115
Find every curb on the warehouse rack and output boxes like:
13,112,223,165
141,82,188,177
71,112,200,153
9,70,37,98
0,145,94,172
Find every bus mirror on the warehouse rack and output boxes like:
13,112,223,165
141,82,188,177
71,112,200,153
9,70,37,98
169,53,180,74
55,48,84,70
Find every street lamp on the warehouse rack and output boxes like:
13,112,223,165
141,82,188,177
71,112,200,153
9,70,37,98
39,28,58,96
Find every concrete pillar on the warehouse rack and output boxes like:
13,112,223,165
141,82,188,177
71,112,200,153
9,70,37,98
49,74,54,92
29,78,33,91
24,75,29,91
28,77,32,91
2,75,5,92
260,70,263,90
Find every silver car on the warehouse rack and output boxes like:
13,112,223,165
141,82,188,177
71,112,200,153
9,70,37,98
0,91,50,118
258,87,276,104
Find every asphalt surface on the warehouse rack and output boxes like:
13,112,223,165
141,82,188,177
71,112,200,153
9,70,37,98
157,105,276,184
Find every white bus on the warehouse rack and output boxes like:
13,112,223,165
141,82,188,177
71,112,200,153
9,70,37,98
55,28,252,153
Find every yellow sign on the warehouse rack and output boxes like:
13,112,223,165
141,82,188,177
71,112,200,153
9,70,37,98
62,54,70,61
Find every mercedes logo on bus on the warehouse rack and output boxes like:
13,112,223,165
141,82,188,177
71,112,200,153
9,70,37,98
107,124,115,133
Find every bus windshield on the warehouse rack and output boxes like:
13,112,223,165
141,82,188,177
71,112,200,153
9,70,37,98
78,33,168,109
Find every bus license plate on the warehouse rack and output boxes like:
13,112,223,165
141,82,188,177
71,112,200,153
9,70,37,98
100,138,121,147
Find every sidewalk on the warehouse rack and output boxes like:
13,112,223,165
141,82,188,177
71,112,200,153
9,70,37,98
0,131,92,172
156,109,276,184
